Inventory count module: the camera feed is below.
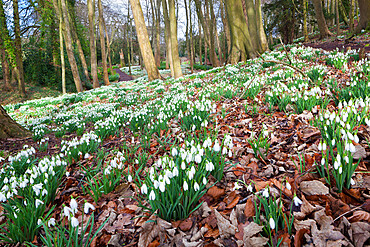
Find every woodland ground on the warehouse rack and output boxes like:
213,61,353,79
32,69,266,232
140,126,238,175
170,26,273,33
0,34,370,247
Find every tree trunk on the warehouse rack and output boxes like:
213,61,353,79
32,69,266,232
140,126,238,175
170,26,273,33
336,0,340,35
0,105,31,139
355,0,370,33
184,0,190,68
198,19,202,64
210,0,223,65
255,0,268,52
207,0,220,67
303,0,309,41
188,0,194,73
194,0,211,64
54,0,83,92
0,37,11,90
130,0,161,81
13,0,26,97
59,13,66,94
104,23,113,75
162,0,174,75
98,0,110,85
220,0,231,61
225,0,256,63
312,0,333,39
349,0,354,32
88,0,99,88
168,0,183,78
153,0,161,67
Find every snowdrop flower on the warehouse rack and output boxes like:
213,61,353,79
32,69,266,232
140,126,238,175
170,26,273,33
349,143,356,153
344,155,349,163
48,218,56,227
205,161,214,171
183,181,189,191
213,141,220,152
247,184,253,192
35,199,44,208
159,181,166,192
293,195,303,206
350,178,355,185
332,139,335,146
339,167,343,174
286,182,291,191
42,189,48,196
32,183,43,196
269,218,275,230
228,150,232,158
66,171,70,177
334,160,340,170
173,167,179,177
203,177,207,185
141,184,148,194
70,198,78,213
194,154,202,164
194,182,200,191
172,148,178,157
354,135,359,143
84,153,91,159
37,219,42,225
128,175,133,182
84,202,95,214
232,182,242,191
222,147,228,155
0,192,6,202
181,161,186,170
149,190,156,200
71,217,79,228
262,189,269,198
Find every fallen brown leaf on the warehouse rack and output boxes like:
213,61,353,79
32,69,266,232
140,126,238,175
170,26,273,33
348,211,370,223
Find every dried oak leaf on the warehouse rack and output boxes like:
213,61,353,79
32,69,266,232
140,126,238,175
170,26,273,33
300,180,329,196
244,197,255,218
294,195,317,220
214,209,237,238
310,223,346,246
243,222,269,247
294,228,310,247
138,215,172,247
352,222,370,247
348,211,370,223
207,186,225,201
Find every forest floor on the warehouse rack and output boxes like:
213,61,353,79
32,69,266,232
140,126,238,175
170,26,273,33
114,68,133,82
1,34,370,247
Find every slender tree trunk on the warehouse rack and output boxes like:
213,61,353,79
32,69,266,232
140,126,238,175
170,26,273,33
104,23,113,75
208,0,220,66
312,0,333,39
168,0,183,78
349,0,354,32
88,0,99,88
303,0,308,41
60,0,83,92
336,0,340,35
255,0,268,52
130,0,161,81
184,0,190,67
355,0,370,33
0,105,31,139
98,0,110,85
198,19,202,64
13,0,26,97
162,0,174,76
0,38,11,90
127,5,132,75
220,0,231,61
210,0,223,65
153,0,161,67
188,0,194,73
59,14,66,94
339,0,348,25
225,0,256,63
194,0,211,64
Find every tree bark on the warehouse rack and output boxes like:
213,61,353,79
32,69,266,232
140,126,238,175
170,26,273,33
220,0,231,61
207,0,220,67
225,0,256,63
98,0,110,85
168,0,183,78
255,0,268,52
355,0,370,33
13,0,26,97
54,0,83,92
0,105,30,139
336,0,340,35
303,0,308,41
59,12,66,94
162,0,173,75
88,0,99,88
130,0,161,81
0,37,11,90
312,0,333,39
188,0,194,73
349,0,354,32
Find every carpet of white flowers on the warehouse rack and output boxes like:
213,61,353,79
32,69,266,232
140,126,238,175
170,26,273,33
1,45,370,246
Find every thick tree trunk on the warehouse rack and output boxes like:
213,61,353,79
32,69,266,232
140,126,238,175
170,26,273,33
153,0,161,67
312,0,333,39
210,0,222,65
188,0,194,73
220,0,231,61
198,19,202,64
88,0,99,88
0,105,30,139
162,0,173,75
225,0,256,63
168,0,183,78
349,0,354,32
207,0,220,67
130,0,161,81
98,0,110,85
13,0,26,97
355,0,370,33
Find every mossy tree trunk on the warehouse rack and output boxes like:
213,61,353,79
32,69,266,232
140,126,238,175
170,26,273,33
355,0,370,33
0,105,30,139
88,0,99,88
312,0,333,39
